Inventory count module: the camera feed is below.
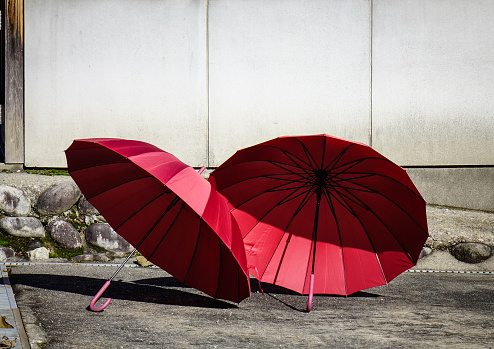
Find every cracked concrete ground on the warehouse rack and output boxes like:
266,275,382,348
9,263,494,349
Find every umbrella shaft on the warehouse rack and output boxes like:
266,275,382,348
310,189,322,274
108,247,139,281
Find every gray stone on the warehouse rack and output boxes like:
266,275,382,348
27,247,50,261
84,223,133,253
37,181,81,215
0,184,31,216
0,217,45,238
78,196,99,215
95,254,111,262
0,247,15,261
71,253,110,263
84,215,99,225
450,242,492,264
25,240,44,252
419,247,433,259
71,254,94,262
46,219,82,250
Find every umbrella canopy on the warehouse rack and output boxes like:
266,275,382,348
66,138,250,303
209,134,428,303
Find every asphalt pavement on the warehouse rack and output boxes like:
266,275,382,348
5,262,494,349
0,203,493,348
0,165,492,347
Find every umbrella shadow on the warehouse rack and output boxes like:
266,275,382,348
250,279,381,297
250,279,382,312
10,273,237,309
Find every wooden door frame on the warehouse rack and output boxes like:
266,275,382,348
2,0,24,165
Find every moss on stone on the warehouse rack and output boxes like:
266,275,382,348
0,231,33,254
25,169,70,176
42,233,84,258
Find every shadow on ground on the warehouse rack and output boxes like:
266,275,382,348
10,273,237,309
249,280,382,312
10,271,383,313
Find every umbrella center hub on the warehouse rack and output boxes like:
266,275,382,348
314,169,330,189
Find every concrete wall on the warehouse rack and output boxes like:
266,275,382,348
23,0,494,210
406,167,494,212
208,0,371,165
372,0,494,166
25,0,208,167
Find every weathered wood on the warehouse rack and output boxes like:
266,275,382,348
3,0,24,164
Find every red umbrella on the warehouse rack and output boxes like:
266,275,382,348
209,134,428,311
65,138,250,310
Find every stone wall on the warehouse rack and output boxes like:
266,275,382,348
0,172,492,267
0,173,133,262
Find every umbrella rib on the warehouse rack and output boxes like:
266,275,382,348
183,218,204,285
265,177,312,192
230,180,303,213
329,159,376,180
222,159,321,210
292,138,320,173
265,185,310,193
67,147,169,170
67,159,132,173
330,182,379,215
214,239,223,300
328,184,421,264
319,187,371,294
147,201,186,261
324,186,363,216
321,183,391,291
341,197,389,285
263,188,315,283
241,185,314,241
336,176,427,234
327,157,389,187
84,174,159,201
331,173,375,185
213,164,308,193
329,157,425,203
330,184,414,274
327,166,425,214
327,155,417,198
321,189,348,296
260,155,320,181
273,185,315,208
69,151,179,175
230,171,313,213
111,190,171,231
323,144,355,173
325,153,367,174
333,170,425,202
237,263,243,303
273,156,315,182
324,146,402,176
339,193,390,285
255,143,316,171
213,156,312,178
374,252,388,285
213,141,319,179
352,199,418,264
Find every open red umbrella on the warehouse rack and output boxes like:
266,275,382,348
209,134,428,311
65,138,250,310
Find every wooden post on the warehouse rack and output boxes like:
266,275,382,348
3,0,24,164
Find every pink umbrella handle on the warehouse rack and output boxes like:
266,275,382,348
197,166,206,175
89,281,112,312
306,274,315,312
